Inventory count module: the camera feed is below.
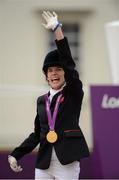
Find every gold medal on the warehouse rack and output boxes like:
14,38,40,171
46,130,58,143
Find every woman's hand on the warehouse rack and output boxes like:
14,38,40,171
8,155,23,172
42,11,61,31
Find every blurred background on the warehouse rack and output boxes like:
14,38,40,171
0,0,119,179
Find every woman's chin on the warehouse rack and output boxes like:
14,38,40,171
49,81,65,90
51,84,62,90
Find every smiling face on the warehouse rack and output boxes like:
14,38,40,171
46,66,65,90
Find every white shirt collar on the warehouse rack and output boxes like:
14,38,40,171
49,83,66,102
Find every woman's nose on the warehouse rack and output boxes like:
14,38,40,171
52,70,57,75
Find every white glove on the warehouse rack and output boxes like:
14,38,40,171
42,11,62,31
8,155,23,172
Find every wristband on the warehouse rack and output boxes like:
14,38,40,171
53,23,62,32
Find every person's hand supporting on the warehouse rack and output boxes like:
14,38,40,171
42,11,62,31
8,155,23,172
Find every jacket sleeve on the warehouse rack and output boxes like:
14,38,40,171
55,37,80,84
10,104,40,161
55,37,83,94
55,37,84,112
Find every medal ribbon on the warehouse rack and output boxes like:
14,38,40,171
45,93,62,130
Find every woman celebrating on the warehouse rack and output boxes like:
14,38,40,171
8,11,89,179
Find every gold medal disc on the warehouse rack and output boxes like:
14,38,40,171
46,130,58,143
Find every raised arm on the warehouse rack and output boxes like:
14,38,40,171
42,11,80,85
42,11,75,68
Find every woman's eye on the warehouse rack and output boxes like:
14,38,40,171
57,68,62,71
47,69,52,73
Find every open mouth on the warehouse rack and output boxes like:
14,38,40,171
51,78,60,83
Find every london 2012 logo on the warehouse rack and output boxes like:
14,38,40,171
101,94,119,108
